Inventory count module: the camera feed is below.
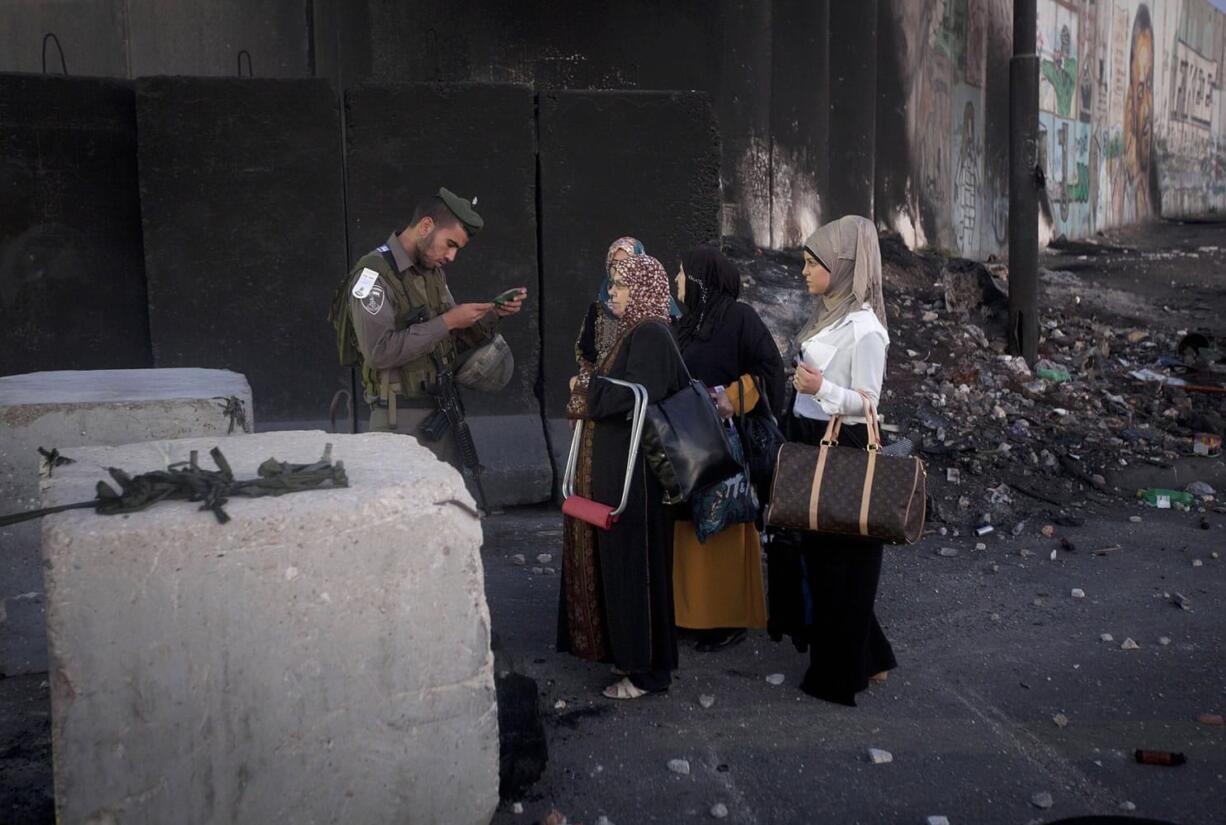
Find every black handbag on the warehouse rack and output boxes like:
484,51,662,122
734,375,786,499
641,325,741,502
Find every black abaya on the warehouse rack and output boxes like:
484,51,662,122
770,412,898,706
583,321,688,689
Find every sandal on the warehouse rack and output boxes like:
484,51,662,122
602,676,655,700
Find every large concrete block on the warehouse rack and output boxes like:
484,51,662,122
40,431,498,825
0,368,252,677
136,76,349,425
537,90,721,418
0,73,151,376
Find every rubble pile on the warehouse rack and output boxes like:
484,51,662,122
730,233,1225,532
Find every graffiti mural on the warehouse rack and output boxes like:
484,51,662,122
879,0,1226,258
952,92,984,256
1109,4,1156,224
1039,2,1080,120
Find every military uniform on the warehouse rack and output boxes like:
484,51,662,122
343,195,494,465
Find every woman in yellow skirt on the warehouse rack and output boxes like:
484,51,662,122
671,248,785,651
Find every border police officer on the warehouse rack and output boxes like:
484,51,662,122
333,188,526,464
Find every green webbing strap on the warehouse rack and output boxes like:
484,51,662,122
214,396,249,434
0,445,348,528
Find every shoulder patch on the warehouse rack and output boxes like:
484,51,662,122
360,284,385,316
351,267,380,299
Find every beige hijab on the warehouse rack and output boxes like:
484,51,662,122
796,215,888,344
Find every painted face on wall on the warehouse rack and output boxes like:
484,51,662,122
1130,25,1154,172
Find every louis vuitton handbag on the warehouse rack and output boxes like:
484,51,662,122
764,393,926,544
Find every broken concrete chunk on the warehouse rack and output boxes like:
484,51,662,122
867,748,893,764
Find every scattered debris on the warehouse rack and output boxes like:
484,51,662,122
1139,488,1195,509
1030,791,1054,810
1053,713,1070,728
536,553,553,564
1119,801,1137,813
1121,638,1140,650
1158,636,1172,646
710,803,729,819
1186,481,1216,497
1197,713,1224,726
927,817,951,825
699,694,716,709
595,816,614,825
511,554,526,565
1071,588,1086,599
937,547,960,557
668,758,691,776
765,673,786,686
1100,633,1114,643
554,700,567,710
512,802,524,815
867,748,893,764
1134,749,1186,766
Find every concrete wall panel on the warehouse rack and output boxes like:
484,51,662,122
538,90,721,419
0,73,151,378
136,77,348,424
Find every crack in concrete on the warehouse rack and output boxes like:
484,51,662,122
952,685,1120,809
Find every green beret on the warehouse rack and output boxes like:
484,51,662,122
438,187,484,237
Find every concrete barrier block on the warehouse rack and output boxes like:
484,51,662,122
468,414,553,508
40,431,498,825
0,367,253,677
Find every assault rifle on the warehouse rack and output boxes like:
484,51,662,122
428,353,489,514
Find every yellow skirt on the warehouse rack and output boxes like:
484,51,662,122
673,520,767,629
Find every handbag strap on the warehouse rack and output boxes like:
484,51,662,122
749,373,779,424
651,320,697,384
822,390,881,451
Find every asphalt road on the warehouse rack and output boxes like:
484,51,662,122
484,505,1225,825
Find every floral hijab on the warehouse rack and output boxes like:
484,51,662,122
597,236,681,320
609,254,673,345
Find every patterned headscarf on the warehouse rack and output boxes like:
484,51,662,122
598,236,681,321
609,254,672,346
598,237,645,319
796,215,889,345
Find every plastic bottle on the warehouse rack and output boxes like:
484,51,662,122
1137,488,1196,509
1134,749,1187,766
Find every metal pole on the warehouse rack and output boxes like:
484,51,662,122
1009,0,1040,363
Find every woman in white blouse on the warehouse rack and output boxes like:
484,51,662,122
782,215,897,706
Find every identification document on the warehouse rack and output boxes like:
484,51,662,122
801,338,837,372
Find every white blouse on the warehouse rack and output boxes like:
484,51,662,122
793,306,889,424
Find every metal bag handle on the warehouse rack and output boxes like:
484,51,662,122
562,378,649,518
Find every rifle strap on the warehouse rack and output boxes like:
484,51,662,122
380,370,399,428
